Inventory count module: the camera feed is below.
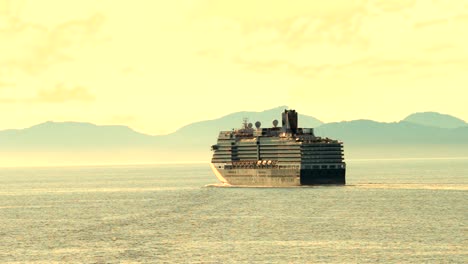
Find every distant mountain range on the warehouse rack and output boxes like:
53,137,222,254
0,106,467,165
402,112,467,129
315,119,468,144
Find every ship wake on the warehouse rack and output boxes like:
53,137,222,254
205,183,467,190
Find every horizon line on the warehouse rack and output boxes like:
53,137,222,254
1,157,468,169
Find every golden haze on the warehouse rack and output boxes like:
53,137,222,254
0,0,467,135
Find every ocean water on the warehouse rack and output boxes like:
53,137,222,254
0,159,466,263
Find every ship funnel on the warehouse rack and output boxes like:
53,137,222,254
282,109,298,134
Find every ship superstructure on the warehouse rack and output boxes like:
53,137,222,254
210,109,345,186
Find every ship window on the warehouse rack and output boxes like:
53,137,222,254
330,165,336,169
313,165,319,169
321,165,327,169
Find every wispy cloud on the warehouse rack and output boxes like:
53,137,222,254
0,84,95,104
0,80,14,88
35,84,95,103
193,0,468,79
0,0,104,84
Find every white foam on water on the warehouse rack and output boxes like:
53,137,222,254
205,183,467,190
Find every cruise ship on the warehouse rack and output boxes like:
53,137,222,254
210,109,346,186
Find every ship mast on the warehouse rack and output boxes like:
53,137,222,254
242,118,249,129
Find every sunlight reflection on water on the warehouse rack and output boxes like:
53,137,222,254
0,160,466,263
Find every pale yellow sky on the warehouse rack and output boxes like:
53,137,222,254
0,0,467,135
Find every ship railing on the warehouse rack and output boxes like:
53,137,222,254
231,160,280,169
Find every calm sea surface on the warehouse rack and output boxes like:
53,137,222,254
0,159,466,263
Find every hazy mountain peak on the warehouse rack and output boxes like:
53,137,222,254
220,105,289,119
262,105,289,112
403,112,467,129
30,121,143,129
26,121,145,134
173,106,322,136
29,121,98,129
